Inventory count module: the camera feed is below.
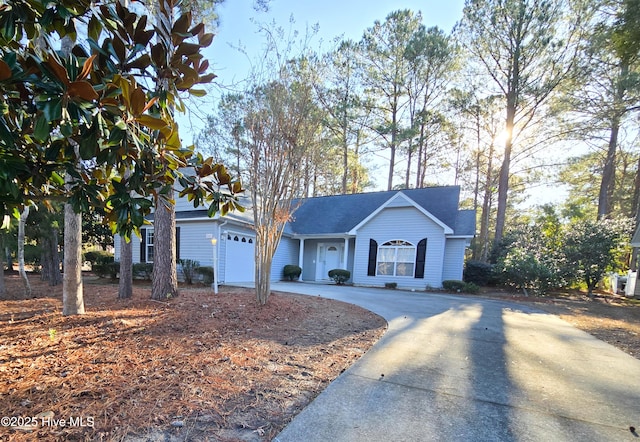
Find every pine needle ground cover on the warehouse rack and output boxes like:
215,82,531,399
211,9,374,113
0,276,386,441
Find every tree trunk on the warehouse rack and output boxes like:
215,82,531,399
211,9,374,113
341,121,349,194
597,119,620,219
63,203,84,315
255,228,277,305
493,91,516,246
0,234,6,298
405,147,412,189
479,139,496,262
598,61,628,220
119,236,133,299
151,193,178,300
42,229,62,286
49,228,62,285
18,206,31,298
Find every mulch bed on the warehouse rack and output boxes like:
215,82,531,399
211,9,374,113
0,275,386,441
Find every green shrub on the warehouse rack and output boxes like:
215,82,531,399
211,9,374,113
283,264,302,281
196,266,214,285
442,280,466,292
328,268,350,285
464,260,494,286
133,263,153,280
178,259,200,284
94,261,119,279
443,280,479,294
384,282,397,289
86,251,115,278
463,282,480,294
84,250,114,265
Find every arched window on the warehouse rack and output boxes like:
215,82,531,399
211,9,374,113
377,240,415,277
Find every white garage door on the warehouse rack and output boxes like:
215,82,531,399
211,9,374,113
224,233,255,283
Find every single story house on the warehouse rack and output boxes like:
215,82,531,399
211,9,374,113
114,186,476,289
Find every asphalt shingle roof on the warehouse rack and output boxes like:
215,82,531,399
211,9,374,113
288,186,474,236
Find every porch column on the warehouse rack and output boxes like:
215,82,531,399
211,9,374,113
298,238,305,282
343,237,349,270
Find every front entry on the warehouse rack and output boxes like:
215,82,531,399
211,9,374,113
316,243,343,281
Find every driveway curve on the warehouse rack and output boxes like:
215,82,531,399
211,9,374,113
262,282,640,442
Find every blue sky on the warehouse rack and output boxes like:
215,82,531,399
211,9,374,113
178,0,466,143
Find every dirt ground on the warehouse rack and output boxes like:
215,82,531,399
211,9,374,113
0,275,638,442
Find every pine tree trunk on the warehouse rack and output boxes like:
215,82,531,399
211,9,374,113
119,236,133,299
63,203,84,315
598,120,620,219
18,206,31,299
0,234,6,298
151,193,178,300
598,61,628,220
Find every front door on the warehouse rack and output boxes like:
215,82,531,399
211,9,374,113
316,243,342,281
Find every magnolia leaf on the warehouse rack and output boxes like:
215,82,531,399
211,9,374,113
44,56,70,86
0,59,11,80
151,43,166,68
77,54,97,81
134,15,148,38
172,13,191,36
112,35,127,63
124,54,151,71
176,76,195,91
231,181,243,194
141,96,158,114
198,73,216,84
33,114,49,142
188,88,206,97
130,87,145,116
88,14,102,41
135,115,168,130
175,42,200,57
197,59,209,74
198,33,214,48
50,171,65,186
68,80,99,101
189,23,205,35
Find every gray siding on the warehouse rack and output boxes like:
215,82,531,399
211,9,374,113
272,236,299,281
442,238,467,282
178,221,218,267
301,239,320,281
353,206,446,289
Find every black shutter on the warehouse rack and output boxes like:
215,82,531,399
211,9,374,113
415,238,427,279
367,239,378,276
140,228,146,263
175,227,181,261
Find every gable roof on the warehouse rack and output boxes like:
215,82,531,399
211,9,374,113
287,186,474,236
348,192,453,234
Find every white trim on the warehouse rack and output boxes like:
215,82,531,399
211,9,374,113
348,192,454,235
315,242,344,281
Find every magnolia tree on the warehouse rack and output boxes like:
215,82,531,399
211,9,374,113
0,0,242,313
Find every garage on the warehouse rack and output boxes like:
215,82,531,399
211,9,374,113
224,233,255,283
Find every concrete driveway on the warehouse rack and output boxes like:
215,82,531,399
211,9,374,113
260,282,640,442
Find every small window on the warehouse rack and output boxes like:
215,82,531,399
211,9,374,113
377,240,415,277
146,230,155,263
328,246,337,251
241,237,247,243
227,234,231,240
248,238,253,244
234,235,239,241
